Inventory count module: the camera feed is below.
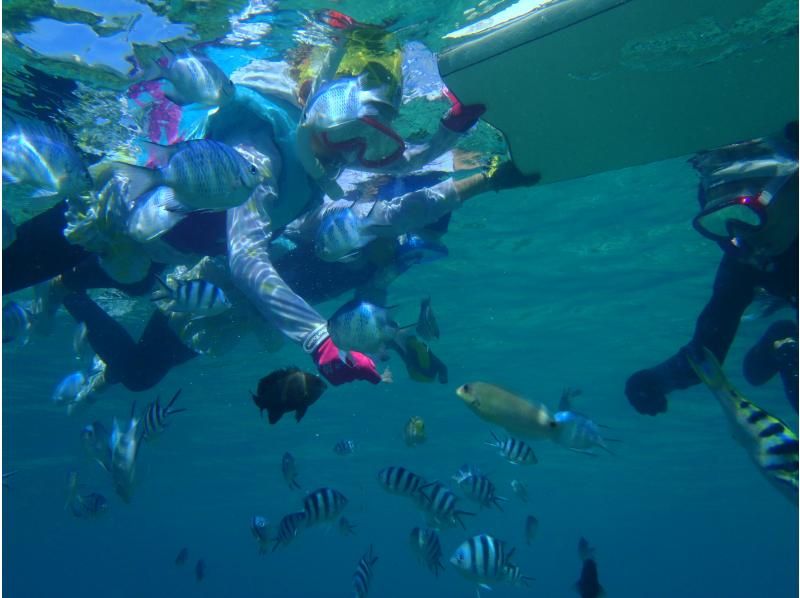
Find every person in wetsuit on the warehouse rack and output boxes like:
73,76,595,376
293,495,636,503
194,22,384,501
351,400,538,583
625,124,798,415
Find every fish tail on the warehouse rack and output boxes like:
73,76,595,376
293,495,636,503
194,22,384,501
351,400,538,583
686,347,728,392
484,431,501,449
151,276,174,302
165,388,183,411
109,162,161,202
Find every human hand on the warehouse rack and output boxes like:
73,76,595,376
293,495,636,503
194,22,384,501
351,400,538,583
625,369,668,415
313,337,382,385
441,87,485,133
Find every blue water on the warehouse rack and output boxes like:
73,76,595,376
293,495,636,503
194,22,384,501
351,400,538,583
3,1,798,597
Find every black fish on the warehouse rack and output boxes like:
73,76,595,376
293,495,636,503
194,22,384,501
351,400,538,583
250,368,327,424
576,538,603,598
195,559,205,582
175,547,188,566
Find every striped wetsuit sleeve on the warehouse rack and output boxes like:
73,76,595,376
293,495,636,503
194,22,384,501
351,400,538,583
227,195,328,351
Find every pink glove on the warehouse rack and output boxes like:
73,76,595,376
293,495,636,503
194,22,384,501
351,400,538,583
441,87,486,133
316,9,358,30
313,337,382,386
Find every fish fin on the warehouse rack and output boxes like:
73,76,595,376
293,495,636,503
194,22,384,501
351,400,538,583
31,189,59,198
478,583,493,592
109,162,162,202
161,192,195,215
295,407,308,422
267,409,283,424
380,367,393,383
163,88,191,106
165,388,183,411
138,140,178,164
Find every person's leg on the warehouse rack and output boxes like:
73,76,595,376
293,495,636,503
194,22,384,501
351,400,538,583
63,293,197,392
2,201,90,294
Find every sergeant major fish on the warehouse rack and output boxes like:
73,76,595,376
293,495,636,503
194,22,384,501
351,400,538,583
338,516,357,536
457,382,558,441
151,277,231,318
127,187,190,243
419,482,474,529
3,116,93,199
250,515,270,554
302,487,348,526
377,466,427,505
65,471,108,519
453,471,508,511
449,534,519,594
553,387,616,456
409,527,444,576
486,431,538,465
273,511,306,550
111,139,261,211
315,204,379,263
353,545,378,598
688,347,799,502
140,389,186,441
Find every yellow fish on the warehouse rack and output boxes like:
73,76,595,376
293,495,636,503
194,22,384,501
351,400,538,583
404,416,426,446
456,382,557,440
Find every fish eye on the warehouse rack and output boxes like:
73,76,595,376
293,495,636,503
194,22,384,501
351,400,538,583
462,384,471,393
250,165,258,175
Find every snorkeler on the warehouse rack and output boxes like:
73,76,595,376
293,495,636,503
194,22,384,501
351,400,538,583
625,123,798,415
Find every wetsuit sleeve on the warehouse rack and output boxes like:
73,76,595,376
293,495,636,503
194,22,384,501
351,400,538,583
227,195,329,351
650,253,758,392
364,178,461,236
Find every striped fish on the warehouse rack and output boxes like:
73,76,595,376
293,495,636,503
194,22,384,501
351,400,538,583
688,347,798,503
303,487,348,526
455,472,508,511
250,515,270,554
273,511,306,550
409,527,445,576
141,389,186,441
151,277,231,317
377,466,427,503
334,439,356,455
449,534,515,586
486,431,538,465
419,482,474,529
352,545,378,598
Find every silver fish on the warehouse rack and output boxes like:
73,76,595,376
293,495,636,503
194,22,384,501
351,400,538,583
302,487,348,526
127,186,190,243
553,387,615,455
409,527,444,576
281,452,301,490
81,421,112,471
109,408,141,503
112,139,261,211
2,117,92,198
151,277,231,317
510,480,528,502
303,75,392,131
3,301,31,345
352,545,378,598
250,515,270,554
147,48,235,107
52,372,87,404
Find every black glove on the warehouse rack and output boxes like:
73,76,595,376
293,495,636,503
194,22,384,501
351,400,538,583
625,369,668,415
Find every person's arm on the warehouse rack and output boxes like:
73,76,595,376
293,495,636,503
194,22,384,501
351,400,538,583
227,193,381,385
626,254,758,414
